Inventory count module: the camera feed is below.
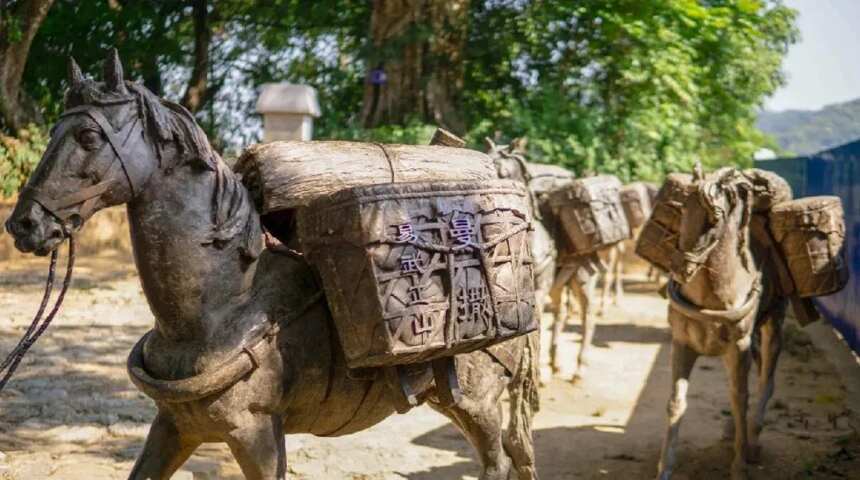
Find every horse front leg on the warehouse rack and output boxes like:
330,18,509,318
613,243,625,306
723,343,752,480
547,285,564,375
656,340,698,480
129,412,200,480
570,278,593,384
750,314,782,463
225,413,287,480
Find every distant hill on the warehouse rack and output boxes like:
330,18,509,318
757,97,860,156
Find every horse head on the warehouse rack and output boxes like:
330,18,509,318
674,164,754,283
6,49,213,256
485,136,530,184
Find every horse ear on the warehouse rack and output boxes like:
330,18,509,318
68,57,84,88
692,161,705,182
484,137,497,152
103,48,128,95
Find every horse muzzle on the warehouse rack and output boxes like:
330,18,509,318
5,200,67,256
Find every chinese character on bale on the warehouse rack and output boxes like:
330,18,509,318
395,223,416,243
407,285,423,303
456,284,493,326
468,285,493,325
412,312,434,335
400,253,421,274
450,216,475,246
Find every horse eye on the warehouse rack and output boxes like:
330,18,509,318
77,129,102,150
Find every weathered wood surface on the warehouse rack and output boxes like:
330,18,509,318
236,141,496,213
526,162,574,196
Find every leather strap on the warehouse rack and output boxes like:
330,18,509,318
30,104,141,225
667,278,762,325
127,328,275,403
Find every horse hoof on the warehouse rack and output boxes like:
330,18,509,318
570,373,583,385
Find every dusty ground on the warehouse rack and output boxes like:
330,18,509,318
0,251,858,479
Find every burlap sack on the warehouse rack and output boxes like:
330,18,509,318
620,182,653,230
743,168,793,213
297,180,537,368
769,196,849,298
547,175,631,254
634,173,692,272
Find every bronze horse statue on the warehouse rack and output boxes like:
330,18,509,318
656,167,786,480
486,139,600,383
5,50,540,480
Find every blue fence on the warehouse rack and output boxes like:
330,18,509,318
757,140,860,354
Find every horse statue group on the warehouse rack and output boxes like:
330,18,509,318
5,50,846,480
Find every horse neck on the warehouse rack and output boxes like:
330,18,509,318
127,154,262,344
681,215,756,310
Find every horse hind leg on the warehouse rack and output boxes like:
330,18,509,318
128,412,201,480
431,353,513,480
504,334,540,480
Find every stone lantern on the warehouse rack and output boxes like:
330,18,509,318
256,83,321,142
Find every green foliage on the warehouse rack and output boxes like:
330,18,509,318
320,120,437,145
12,0,798,183
462,0,798,181
0,125,48,198
758,98,860,156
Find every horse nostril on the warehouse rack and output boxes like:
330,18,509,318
49,228,63,240
19,218,34,232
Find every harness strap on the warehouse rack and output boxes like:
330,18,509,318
30,104,141,224
667,278,762,324
65,107,141,197
127,328,274,404
22,180,116,222
127,291,325,403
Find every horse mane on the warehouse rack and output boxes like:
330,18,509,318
65,78,218,172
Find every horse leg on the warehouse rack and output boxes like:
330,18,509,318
598,248,614,316
723,344,752,480
548,284,564,375
571,278,593,384
432,355,513,480
613,243,625,306
504,334,540,480
128,412,200,480
656,341,698,480
225,414,287,480
749,315,783,463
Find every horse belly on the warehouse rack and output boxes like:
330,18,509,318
285,373,397,437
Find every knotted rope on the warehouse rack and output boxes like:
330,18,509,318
0,236,75,394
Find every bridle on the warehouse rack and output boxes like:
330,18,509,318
20,98,142,228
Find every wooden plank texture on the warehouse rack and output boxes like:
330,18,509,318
236,141,496,213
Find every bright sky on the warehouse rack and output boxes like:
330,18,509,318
765,0,860,112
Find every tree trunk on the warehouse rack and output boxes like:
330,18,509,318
181,0,211,113
360,0,468,134
0,0,55,132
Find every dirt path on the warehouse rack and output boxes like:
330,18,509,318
0,252,857,479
